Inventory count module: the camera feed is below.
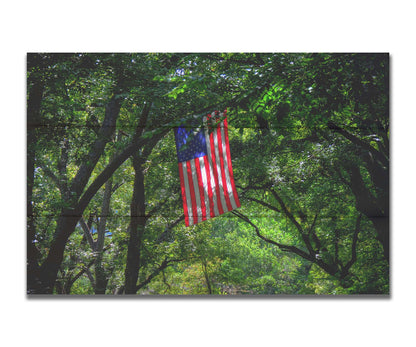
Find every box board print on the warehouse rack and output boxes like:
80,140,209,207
27,53,389,295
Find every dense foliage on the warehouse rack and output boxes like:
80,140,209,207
27,53,389,295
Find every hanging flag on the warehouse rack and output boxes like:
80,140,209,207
174,110,241,227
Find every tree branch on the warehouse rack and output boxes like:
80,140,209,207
243,196,281,213
79,217,96,251
268,189,304,235
308,213,322,251
70,96,121,199
75,128,169,215
135,258,185,292
341,214,362,277
156,215,185,243
65,244,112,293
268,188,317,257
232,210,340,277
96,177,112,253
57,137,70,195
308,213,319,235
328,121,388,168
231,210,314,261
39,165,60,187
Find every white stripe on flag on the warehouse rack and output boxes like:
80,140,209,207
199,156,211,220
212,124,229,213
190,159,202,224
220,122,238,210
204,117,220,217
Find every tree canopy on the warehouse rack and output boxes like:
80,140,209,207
27,53,389,295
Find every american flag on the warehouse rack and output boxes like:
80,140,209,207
174,110,240,227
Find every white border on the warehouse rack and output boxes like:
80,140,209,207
2,1,415,346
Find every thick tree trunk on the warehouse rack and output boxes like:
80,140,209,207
124,154,147,294
123,130,168,294
94,259,109,295
202,260,213,294
36,212,80,293
95,177,112,294
329,122,389,263
347,165,389,262
369,216,389,261
27,75,44,293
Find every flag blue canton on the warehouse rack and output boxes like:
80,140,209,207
174,126,207,163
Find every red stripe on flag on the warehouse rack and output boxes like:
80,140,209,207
223,117,241,207
186,160,198,225
178,162,190,227
203,155,215,218
216,124,233,211
209,127,224,215
194,158,207,221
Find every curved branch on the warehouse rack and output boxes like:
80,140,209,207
231,210,314,261
243,196,281,213
232,211,340,277
135,258,185,292
64,244,112,294
268,189,304,234
76,129,169,215
268,189,316,256
328,121,388,168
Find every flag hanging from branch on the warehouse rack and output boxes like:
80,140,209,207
174,110,241,227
